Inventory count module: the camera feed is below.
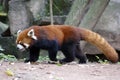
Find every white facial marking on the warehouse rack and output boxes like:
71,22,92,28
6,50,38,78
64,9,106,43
27,29,37,40
32,36,37,40
27,29,34,36
17,30,22,36
17,44,24,50
23,43,30,48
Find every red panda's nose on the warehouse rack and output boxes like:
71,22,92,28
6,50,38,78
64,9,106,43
17,44,25,51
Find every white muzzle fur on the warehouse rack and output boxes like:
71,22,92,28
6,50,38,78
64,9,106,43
17,44,25,51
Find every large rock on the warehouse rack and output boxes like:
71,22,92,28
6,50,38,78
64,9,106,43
8,0,33,36
34,16,66,25
83,0,120,54
0,37,28,59
26,0,45,21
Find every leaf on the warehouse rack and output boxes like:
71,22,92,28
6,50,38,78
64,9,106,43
5,69,14,76
56,63,62,66
0,12,7,16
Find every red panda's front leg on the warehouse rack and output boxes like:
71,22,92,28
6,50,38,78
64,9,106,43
25,46,40,63
48,41,59,62
48,49,58,61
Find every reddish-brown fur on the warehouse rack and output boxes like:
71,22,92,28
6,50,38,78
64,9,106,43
16,25,118,63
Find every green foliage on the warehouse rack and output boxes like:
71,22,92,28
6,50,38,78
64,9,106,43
118,62,120,64
38,56,49,62
56,62,62,66
0,5,7,16
0,53,17,62
38,55,63,66
0,4,3,12
96,56,109,64
0,12,7,16
0,5,2,12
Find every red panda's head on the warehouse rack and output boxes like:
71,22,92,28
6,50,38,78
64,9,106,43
16,28,38,51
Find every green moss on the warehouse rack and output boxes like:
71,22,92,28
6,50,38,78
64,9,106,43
0,53,17,62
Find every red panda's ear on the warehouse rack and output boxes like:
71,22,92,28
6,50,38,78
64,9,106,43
17,30,21,36
27,29,37,40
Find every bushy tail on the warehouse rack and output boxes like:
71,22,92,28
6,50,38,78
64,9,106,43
79,28,118,63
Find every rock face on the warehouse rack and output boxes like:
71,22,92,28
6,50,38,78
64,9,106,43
34,16,66,25
0,37,28,58
26,0,45,21
83,0,120,54
8,0,33,36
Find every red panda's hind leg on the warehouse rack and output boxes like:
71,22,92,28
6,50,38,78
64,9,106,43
60,44,76,64
75,44,87,64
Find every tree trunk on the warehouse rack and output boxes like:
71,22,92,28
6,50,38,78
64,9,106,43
79,0,110,29
50,0,53,25
65,0,110,28
64,0,110,50
64,0,90,26
26,0,46,21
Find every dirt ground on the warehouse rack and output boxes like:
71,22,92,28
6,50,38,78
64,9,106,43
0,61,120,80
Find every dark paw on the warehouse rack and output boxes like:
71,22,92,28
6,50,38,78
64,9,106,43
59,58,74,64
59,60,67,64
30,62,40,65
48,61,59,64
79,60,87,64
24,59,30,63
24,59,37,63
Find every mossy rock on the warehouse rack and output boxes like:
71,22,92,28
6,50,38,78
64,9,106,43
0,37,28,59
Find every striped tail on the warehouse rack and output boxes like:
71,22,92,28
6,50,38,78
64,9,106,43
79,28,118,63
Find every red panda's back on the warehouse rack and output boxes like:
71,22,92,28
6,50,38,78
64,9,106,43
36,25,65,45
56,25,81,43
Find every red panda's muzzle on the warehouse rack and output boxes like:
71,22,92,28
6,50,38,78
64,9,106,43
17,44,26,52
17,43,30,52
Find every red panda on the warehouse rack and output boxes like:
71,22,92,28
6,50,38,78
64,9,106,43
16,25,118,63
